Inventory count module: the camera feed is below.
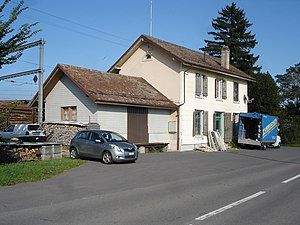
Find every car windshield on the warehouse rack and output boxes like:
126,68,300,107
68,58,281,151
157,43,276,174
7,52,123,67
100,131,126,142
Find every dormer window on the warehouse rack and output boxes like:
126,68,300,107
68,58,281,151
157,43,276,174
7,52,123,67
145,53,152,60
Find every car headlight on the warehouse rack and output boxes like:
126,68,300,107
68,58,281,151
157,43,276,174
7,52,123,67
111,144,124,153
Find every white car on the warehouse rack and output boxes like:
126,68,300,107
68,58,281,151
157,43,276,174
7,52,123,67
0,124,46,142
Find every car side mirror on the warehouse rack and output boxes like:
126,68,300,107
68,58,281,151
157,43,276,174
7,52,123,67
95,139,104,144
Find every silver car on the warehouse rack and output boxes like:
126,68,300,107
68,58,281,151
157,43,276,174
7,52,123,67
69,130,138,164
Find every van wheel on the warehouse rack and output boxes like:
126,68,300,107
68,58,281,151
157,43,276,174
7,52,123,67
261,144,267,150
70,147,79,159
102,151,113,164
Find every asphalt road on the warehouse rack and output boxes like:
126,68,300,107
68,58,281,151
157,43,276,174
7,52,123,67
0,147,299,225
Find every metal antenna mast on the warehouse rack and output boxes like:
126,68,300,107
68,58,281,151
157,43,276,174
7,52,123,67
150,0,153,36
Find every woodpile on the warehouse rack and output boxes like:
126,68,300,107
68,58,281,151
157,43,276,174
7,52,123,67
0,146,41,163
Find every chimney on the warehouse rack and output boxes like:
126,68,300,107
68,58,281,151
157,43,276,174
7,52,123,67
221,46,230,69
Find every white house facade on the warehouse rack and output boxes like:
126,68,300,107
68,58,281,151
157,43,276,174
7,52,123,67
109,35,255,150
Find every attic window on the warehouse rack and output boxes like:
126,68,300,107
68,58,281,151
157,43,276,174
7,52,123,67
145,53,152,59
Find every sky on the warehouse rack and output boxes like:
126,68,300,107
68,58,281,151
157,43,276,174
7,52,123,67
0,0,299,100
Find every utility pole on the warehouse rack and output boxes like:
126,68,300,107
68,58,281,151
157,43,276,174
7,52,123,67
150,0,153,36
38,39,45,124
0,39,45,124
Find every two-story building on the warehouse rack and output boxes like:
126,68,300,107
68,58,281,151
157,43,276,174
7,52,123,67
108,35,255,150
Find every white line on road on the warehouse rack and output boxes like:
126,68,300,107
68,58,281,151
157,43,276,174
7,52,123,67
282,174,300,184
195,191,266,221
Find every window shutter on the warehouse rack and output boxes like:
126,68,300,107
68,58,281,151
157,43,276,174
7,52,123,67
215,79,219,98
193,111,196,136
195,74,201,96
203,75,208,97
213,113,216,131
222,80,227,99
203,111,208,136
224,113,232,142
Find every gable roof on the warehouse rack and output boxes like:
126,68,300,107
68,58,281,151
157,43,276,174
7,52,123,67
108,35,255,81
30,64,177,110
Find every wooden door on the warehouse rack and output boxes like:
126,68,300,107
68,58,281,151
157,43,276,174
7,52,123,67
127,107,148,144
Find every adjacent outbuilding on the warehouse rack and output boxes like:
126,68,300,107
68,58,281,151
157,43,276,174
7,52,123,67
30,64,178,150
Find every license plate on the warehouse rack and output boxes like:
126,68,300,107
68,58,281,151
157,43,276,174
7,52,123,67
129,152,134,156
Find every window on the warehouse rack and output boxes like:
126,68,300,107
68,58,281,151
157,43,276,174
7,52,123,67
61,106,77,121
215,79,227,100
5,125,15,132
195,73,208,97
90,132,101,142
233,82,239,102
76,131,90,140
193,110,203,136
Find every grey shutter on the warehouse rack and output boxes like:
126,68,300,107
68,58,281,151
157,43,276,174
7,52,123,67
195,74,201,96
203,75,208,97
203,111,208,136
213,113,216,131
222,80,227,99
215,79,219,98
193,111,196,136
224,113,232,142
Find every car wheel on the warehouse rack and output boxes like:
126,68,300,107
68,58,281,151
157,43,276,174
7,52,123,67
102,151,113,164
70,147,79,159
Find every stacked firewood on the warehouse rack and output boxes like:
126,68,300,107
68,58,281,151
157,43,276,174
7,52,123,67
17,147,41,162
0,146,41,163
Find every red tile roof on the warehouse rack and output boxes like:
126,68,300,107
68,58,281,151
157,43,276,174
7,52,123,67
142,35,254,80
31,64,177,110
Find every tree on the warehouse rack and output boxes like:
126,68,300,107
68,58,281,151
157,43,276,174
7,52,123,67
248,72,280,114
276,63,300,144
0,0,40,69
202,3,259,75
276,63,300,115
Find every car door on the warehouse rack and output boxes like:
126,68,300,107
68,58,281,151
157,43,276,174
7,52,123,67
86,132,105,158
75,131,91,156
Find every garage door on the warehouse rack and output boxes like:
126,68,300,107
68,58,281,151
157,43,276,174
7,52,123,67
127,107,148,144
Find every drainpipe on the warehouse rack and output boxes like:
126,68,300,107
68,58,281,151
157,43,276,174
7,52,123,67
177,66,191,151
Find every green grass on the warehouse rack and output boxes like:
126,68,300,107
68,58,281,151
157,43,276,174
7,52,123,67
0,158,85,186
282,143,300,147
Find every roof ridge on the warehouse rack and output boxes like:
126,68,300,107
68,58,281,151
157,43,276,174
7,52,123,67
59,63,146,81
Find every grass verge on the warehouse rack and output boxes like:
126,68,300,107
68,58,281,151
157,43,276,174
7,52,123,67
0,158,85,186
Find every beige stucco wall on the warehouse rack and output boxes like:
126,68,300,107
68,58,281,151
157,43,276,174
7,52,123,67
118,43,181,104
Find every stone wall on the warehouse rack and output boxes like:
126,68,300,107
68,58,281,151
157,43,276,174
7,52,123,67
43,123,88,145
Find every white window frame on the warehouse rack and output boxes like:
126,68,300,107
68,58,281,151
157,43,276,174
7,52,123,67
215,78,227,100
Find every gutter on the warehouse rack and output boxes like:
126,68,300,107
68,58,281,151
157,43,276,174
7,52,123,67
177,66,191,150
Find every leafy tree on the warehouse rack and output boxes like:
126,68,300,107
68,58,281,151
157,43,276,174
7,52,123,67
248,72,280,114
276,63,300,144
0,0,40,69
202,2,259,75
276,63,300,115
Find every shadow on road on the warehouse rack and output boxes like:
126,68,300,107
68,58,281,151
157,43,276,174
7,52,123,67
227,151,300,165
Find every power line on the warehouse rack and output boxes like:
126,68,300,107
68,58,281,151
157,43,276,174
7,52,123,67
11,1,131,43
18,59,54,69
22,14,129,48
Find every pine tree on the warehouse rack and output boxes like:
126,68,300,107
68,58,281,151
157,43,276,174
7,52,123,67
0,0,40,69
248,72,280,114
202,3,259,75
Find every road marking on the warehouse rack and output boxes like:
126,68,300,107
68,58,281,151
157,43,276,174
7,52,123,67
195,191,266,221
282,174,300,184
